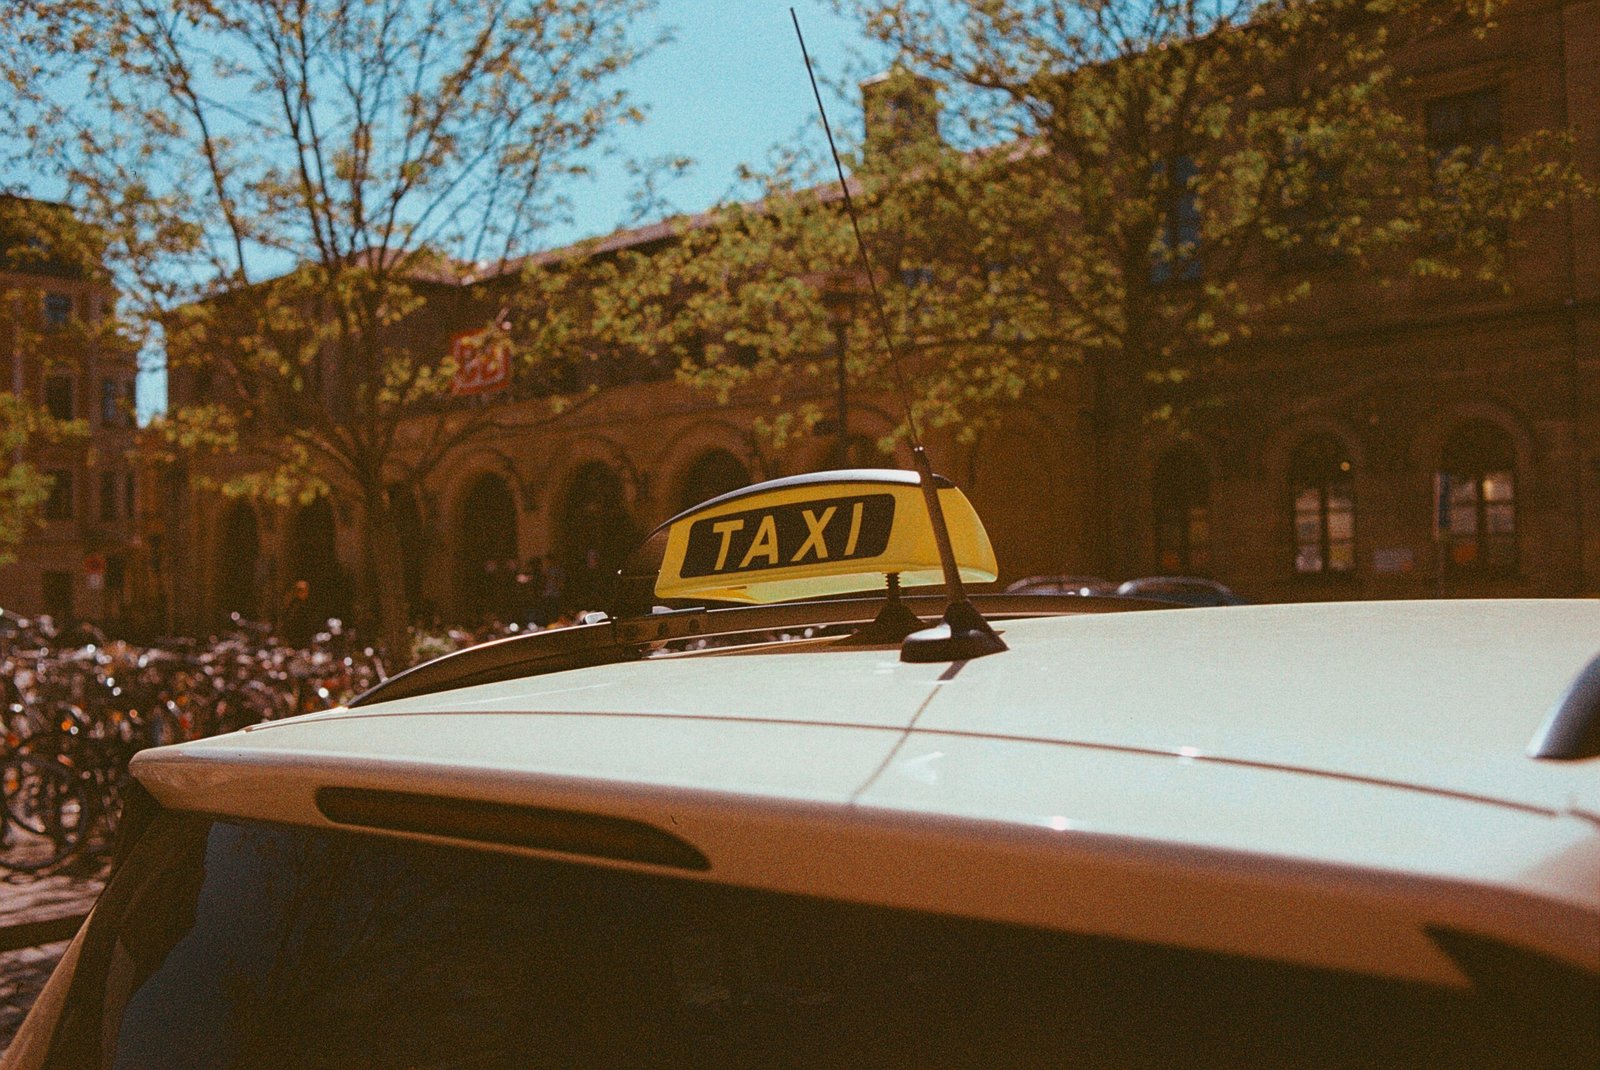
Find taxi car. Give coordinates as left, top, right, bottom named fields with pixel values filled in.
left=4, top=469, right=1598, bottom=1068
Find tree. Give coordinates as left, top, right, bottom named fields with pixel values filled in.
left=7, top=0, right=662, bottom=661
left=571, top=0, right=1590, bottom=575
left=0, top=196, right=103, bottom=565
left=0, top=396, right=59, bottom=565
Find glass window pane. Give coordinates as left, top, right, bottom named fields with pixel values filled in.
left=1481, top=472, right=1514, bottom=503
left=1485, top=503, right=1515, bottom=536
left=1294, top=488, right=1321, bottom=513
left=1296, top=545, right=1324, bottom=573
left=1326, top=506, right=1354, bottom=542
left=34, top=813, right=1586, bottom=1070
left=1328, top=543, right=1355, bottom=572
left=1448, top=479, right=1478, bottom=507
left=1296, top=513, right=1322, bottom=543
left=1449, top=505, right=1478, bottom=535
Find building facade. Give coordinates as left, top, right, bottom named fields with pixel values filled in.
left=164, top=0, right=1600, bottom=634
left=0, top=197, right=149, bottom=631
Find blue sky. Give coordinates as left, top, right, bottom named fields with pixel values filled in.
left=543, top=0, right=884, bottom=244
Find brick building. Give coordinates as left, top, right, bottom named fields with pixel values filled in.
left=0, top=196, right=147, bottom=630
left=164, top=0, right=1600, bottom=634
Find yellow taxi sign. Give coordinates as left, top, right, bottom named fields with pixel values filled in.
left=652, top=470, right=997, bottom=604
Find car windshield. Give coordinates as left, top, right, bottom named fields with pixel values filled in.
left=25, top=811, right=1593, bottom=1069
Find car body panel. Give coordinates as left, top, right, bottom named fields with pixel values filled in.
left=912, top=600, right=1600, bottom=812
left=125, top=598, right=1600, bottom=985
left=261, top=643, right=950, bottom=730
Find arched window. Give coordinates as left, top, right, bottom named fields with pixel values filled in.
left=457, top=474, right=518, bottom=621
left=677, top=450, right=750, bottom=513
left=1153, top=447, right=1210, bottom=574
left=1289, top=436, right=1354, bottom=574
left=558, top=463, right=638, bottom=615
left=1438, top=421, right=1516, bottom=572
left=387, top=484, right=426, bottom=615
left=217, top=502, right=260, bottom=619
left=287, top=496, right=349, bottom=622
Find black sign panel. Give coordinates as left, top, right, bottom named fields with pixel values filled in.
left=679, top=494, right=896, bottom=578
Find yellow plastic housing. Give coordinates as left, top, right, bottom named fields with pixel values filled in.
left=654, top=472, right=998, bottom=604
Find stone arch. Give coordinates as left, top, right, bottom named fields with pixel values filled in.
left=215, top=500, right=261, bottom=622
left=554, top=461, right=639, bottom=614
left=965, top=407, right=1074, bottom=582
left=454, top=472, right=520, bottom=622
left=386, top=483, right=427, bottom=618
left=1262, top=415, right=1365, bottom=490
left=1412, top=399, right=1535, bottom=481
left=441, top=448, right=527, bottom=521
left=1150, top=443, right=1214, bottom=575
left=1437, top=417, right=1521, bottom=575
left=543, top=435, right=640, bottom=513
left=654, top=420, right=763, bottom=518
left=790, top=403, right=907, bottom=474
left=1259, top=417, right=1364, bottom=578
left=285, top=495, right=349, bottom=623
left=1285, top=434, right=1358, bottom=576
left=674, top=449, right=752, bottom=514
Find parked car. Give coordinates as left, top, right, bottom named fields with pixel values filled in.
left=1004, top=573, right=1117, bottom=596
left=5, top=470, right=1595, bottom=1069
left=1115, top=574, right=1248, bottom=606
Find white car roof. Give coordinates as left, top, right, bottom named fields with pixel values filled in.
left=131, top=598, right=1600, bottom=984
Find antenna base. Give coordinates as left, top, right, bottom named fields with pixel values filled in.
left=841, top=574, right=924, bottom=645
left=900, top=599, right=1008, bottom=663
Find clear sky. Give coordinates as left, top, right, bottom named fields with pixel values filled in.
left=547, top=0, right=887, bottom=245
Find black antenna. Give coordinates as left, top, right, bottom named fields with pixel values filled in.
left=792, top=10, right=1005, bottom=662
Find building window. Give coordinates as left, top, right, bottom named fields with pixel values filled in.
left=1151, top=157, right=1203, bottom=285
left=124, top=472, right=137, bottom=518
left=43, top=291, right=73, bottom=330
left=1425, top=87, right=1502, bottom=159
left=1425, top=88, right=1503, bottom=247
left=1276, top=138, right=1344, bottom=269
left=42, top=571, right=73, bottom=622
left=100, top=378, right=135, bottom=427
left=44, top=469, right=74, bottom=520
left=1289, top=436, right=1355, bottom=574
left=100, top=470, right=120, bottom=521
left=44, top=374, right=74, bottom=421
left=1437, top=421, right=1516, bottom=572
left=106, top=554, right=126, bottom=601
left=1153, top=446, right=1210, bottom=573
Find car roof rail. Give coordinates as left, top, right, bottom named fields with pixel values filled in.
left=1528, top=652, right=1600, bottom=761
left=347, top=593, right=1168, bottom=709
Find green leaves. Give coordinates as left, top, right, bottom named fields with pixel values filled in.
left=602, top=0, right=1590, bottom=441
left=0, top=392, right=87, bottom=565
left=2, top=0, right=662, bottom=653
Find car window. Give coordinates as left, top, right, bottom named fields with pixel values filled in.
left=24, top=811, right=1593, bottom=1069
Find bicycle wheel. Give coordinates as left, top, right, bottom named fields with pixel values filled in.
left=0, top=755, right=92, bottom=872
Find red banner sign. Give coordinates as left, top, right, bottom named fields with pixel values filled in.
left=450, top=327, right=512, bottom=396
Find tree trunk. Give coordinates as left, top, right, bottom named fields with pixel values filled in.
left=1090, top=357, right=1144, bottom=580
left=362, top=490, right=413, bottom=674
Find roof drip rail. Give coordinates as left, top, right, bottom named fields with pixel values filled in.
left=348, top=594, right=1165, bottom=708
left=1527, top=652, right=1600, bottom=761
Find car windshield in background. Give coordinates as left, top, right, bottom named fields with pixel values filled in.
left=27, top=812, right=1594, bottom=1069
left=1115, top=576, right=1247, bottom=606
